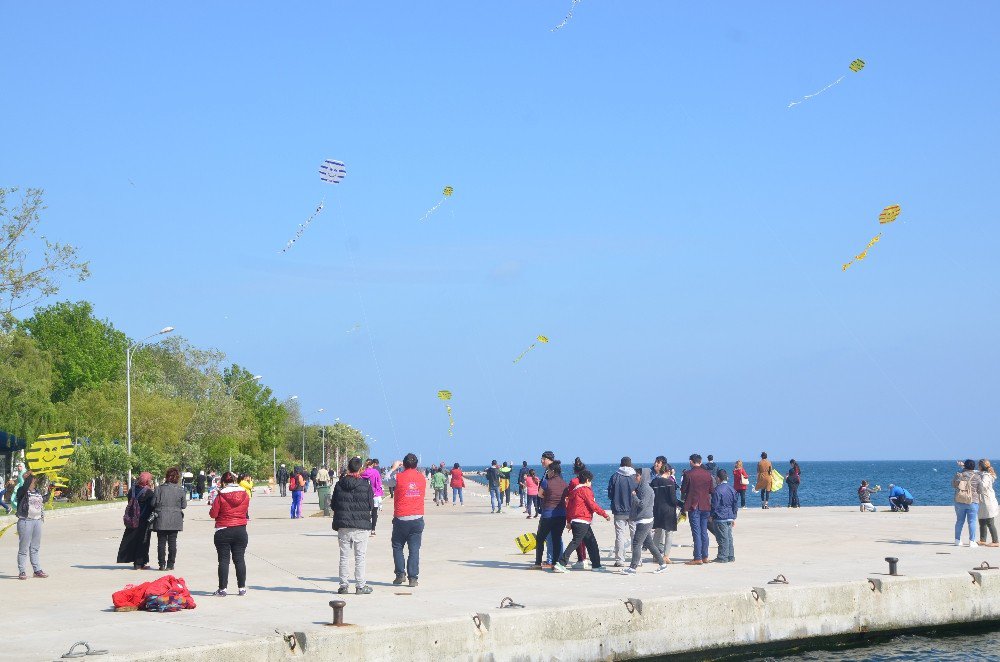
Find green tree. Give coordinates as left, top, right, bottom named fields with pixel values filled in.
left=0, top=330, right=56, bottom=439
left=87, top=440, right=130, bottom=500
left=63, top=445, right=95, bottom=502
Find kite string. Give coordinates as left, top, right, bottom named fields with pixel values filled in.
left=245, top=551, right=328, bottom=593
left=788, top=76, right=845, bottom=108
left=552, top=0, right=582, bottom=31
left=418, top=198, right=446, bottom=222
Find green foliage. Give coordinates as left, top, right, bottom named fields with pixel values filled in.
left=131, top=441, right=170, bottom=477
left=0, top=330, right=56, bottom=438
left=63, top=445, right=95, bottom=501
left=87, top=440, right=130, bottom=500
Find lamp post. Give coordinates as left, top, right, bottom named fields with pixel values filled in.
left=227, top=374, right=262, bottom=472
left=316, top=408, right=326, bottom=469
left=127, top=326, right=174, bottom=488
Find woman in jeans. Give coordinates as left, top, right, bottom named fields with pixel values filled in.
left=450, top=463, right=465, bottom=505
left=209, top=471, right=250, bottom=596
left=15, top=471, right=48, bottom=580
left=524, top=469, right=540, bottom=518
left=953, top=459, right=983, bottom=547
left=786, top=459, right=802, bottom=508
left=152, top=467, right=187, bottom=570
left=732, top=460, right=749, bottom=508
left=650, top=463, right=678, bottom=561
left=978, top=459, right=999, bottom=547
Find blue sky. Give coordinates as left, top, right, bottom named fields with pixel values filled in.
left=3, top=2, right=998, bottom=464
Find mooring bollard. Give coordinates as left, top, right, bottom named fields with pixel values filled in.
left=885, top=557, right=899, bottom=576
left=329, top=600, right=347, bottom=626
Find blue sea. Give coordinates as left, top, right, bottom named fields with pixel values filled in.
left=468, top=460, right=966, bottom=509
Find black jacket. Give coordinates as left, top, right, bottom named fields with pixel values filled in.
left=276, top=466, right=289, bottom=483
left=331, top=475, right=374, bottom=531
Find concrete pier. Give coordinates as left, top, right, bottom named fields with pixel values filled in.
left=3, top=481, right=998, bottom=661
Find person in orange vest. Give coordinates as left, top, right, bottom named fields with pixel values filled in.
left=390, top=454, right=426, bottom=587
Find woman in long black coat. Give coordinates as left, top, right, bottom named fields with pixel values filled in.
left=650, top=463, right=679, bottom=562
left=117, top=472, right=155, bottom=569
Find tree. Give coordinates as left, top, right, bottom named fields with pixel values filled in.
left=0, top=330, right=56, bottom=440
left=87, top=440, right=130, bottom=500
left=0, top=188, right=89, bottom=330
left=224, top=364, right=287, bottom=457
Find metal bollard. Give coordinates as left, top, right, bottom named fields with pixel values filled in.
left=329, top=600, right=347, bottom=626
left=885, top=557, right=899, bottom=576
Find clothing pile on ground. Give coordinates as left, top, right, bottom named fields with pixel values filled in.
left=112, top=575, right=196, bottom=612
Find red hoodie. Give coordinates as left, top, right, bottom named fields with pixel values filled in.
left=209, top=486, right=249, bottom=528
left=564, top=483, right=608, bottom=523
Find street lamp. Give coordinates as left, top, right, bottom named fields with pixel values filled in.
left=227, top=374, right=262, bottom=472
left=317, top=408, right=326, bottom=469
left=127, top=326, right=174, bottom=488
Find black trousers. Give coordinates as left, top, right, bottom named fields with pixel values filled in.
left=788, top=484, right=800, bottom=507
left=535, top=515, right=565, bottom=566
left=214, top=526, right=248, bottom=590
left=279, top=482, right=287, bottom=497
left=156, top=530, right=178, bottom=567
left=371, top=506, right=379, bottom=532
left=560, top=521, right=601, bottom=568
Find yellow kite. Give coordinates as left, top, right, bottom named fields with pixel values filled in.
left=513, top=335, right=550, bottom=364
left=437, top=390, right=455, bottom=436
left=879, top=204, right=901, bottom=224
left=849, top=59, right=866, bottom=73
left=25, top=432, right=74, bottom=488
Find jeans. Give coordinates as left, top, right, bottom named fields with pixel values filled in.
left=760, top=489, right=770, bottom=506
left=956, top=502, right=979, bottom=542
left=519, top=485, right=524, bottom=507
left=788, top=484, right=799, bottom=507
left=652, top=528, right=674, bottom=559
left=689, top=509, right=710, bottom=560
left=613, top=513, right=636, bottom=564
left=526, top=495, right=537, bottom=517
left=890, top=496, right=913, bottom=512
left=290, top=491, right=302, bottom=518
left=504, top=486, right=511, bottom=506
left=560, top=522, right=602, bottom=568
left=452, top=487, right=463, bottom=504
left=489, top=486, right=503, bottom=511
left=630, top=522, right=664, bottom=568
left=17, top=518, right=43, bottom=574
left=534, top=515, right=565, bottom=565
left=214, top=526, right=248, bottom=590
left=391, top=517, right=424, bottom=579
left=338, top=527, right=369, bottom=588
left=714, top=520, right=735, bottom=561
left=156, top=530, right=178, bottom=568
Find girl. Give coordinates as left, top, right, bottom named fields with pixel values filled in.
left=209, top=472, right=250, bottom=596
left=15, top=471, right=48, bottom=580
left=450, top=463, right=465, bottom=505
left=524, top=469, right=541, bottom=518
left=553, top=469, right=610, bottom=573
left=786, top=459, right=802, bottom=508
left=732, top=460, right=749, bottom=508
left=651, top=463, right=679, bottom=561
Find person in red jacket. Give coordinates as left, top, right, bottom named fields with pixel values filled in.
left=392, top=453, right=427, bottom=587
left=208, top=471, right=250, bottom=597
left=449, top=462, right=465, bottom=505
left=680, top=454, right=714, bottom=565
left=553, top=469, right=610, bottom=573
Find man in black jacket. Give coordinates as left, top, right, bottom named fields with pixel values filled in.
left=331, top=457, right=374, bottom=594
left=276, top=464, right=289, bottom=497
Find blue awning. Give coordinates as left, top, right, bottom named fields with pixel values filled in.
left=0, top=430, right=27, bottom=453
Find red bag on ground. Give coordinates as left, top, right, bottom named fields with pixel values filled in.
left=112, top=575, right=196, bottom=611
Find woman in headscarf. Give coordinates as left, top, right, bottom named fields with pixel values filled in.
left=117, top=472, right=156, bottom=569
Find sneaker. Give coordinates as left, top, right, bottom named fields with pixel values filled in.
left=540, top=563, right=554, bottom=570
left=392, top=574, right=406, bottom=585
left=654, top=564, right=669, bottom=574
left=955, top=539, right=962, bottom=546
left=613, top=561, right=624, bottom=568
left=573, top=561, right=586, bottom=570
left=238, top=588, right=247, bottom=596
left=621, top=567, right=637, bottom=575
left=591, top=565, right=607, bottom=572
left=18, top=572, right=27, bottom=580
left=552, top=563, right=568, bottom=573
left=408, top=578, right=418, bottom=587
left=166, top=565, right=174, bottom=571
left=338, top=585, right=350, bottom=594
left=356, top=585, right=373, bottom=594
left=157, top=565, right=166, bottom=571
left=33, top=571, right=48, bottom=579
left=213, top=589, right=227, bottom=597
left=970, top=541, right=979, bottom=548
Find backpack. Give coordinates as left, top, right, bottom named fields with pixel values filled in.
left=956, top=473, right=974, bottom=504
left=123, top=492, right=142, bottom=528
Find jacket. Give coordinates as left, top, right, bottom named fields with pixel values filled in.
left=650, top=475, right=678, bottom=531
left=431, top=471, right=447, bottom=490
left=209, top=486, right=249, bottom=528
left=525, top=475, right=540, bottom=496
left=710, top=482, right=739, bottom=521
left=607, top=466, right=636, bottom=514
left=517, top=466, right=529, bottom=486
left=980, top=473, right=1000, bottom=520
left=888, top=485, right=913, bottom=501
left=393, top=469, right=427, bottom=518
left=565, top=484, right=608, bottom=523
left=276, top=466, right=289, bottom=483
left=15, top=485, right=44, bottom=521
left=630, top=478, right=654, bottom=522
left=733, top=467, right=750, bottom=492
left=316, top=468, right=330, bottom=483
left=362, top=467, right=384, bottom=497
left=755, top=459, right=773, bottom=491
left=486, top=466, right=500, bottom=488
left=331, top=474, right=374, bottom=530
left=681, top=465, right=713, bottom=512
left=152, top=483, right=187, bottom=532
left=540, top=475, right=568, bottom=516
left=450, top=468, right=465, bottom=488
left=953, top=470, right=983, bottom=504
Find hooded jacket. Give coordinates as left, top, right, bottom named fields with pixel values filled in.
left=630, top=478, right=655, bottom=522
left=209, top=486, right=249, bottom=528
left=607, top=466, right=636, bottom=515
left=711, top=481, right=739, bottom=521
left=565, top=483, right=608, bottom=523
left=332, top=474, right=374, bottom=530
left=362, top=467, right=384, bottom=497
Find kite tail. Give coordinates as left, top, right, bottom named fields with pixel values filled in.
left=512, top=343, right=537, bottom=364
left=787, top=75, right=845, bottom=108
left=551, top=0, right=582, bottom=31
left=418, top=198, right=446, bottom=222
left=280, top=199, right=325, bottom=253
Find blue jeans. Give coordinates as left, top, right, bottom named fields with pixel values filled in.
left=290, top=491, right=302, bottom=518
left=955, top=502, right=980, bottom=542
left=392, top=517, right=425, bottom=579
left=714, top=520, right=734, bottom=561
left=452, top=487, right=463, bottom=504
left=489, top=486, right=502, bottom=511
left=689, top=509, right=710, bottom=560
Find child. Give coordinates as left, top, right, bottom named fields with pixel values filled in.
left=524, top=469, right=541, bottom=518
left=858, top=480, right=880, bottom=512
left=553, top=470, right=610, bottom=572
left=239, top=474, right=254, bottom=518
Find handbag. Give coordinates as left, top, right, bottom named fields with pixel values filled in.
left=740, top=474, right=749, bottom=486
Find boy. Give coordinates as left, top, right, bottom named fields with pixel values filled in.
left=553, top=470, right=611, bottom=573
left=431, top=466, right=447, bottom=505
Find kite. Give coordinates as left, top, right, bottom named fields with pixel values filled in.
left=513, top=335, right=550, bottom=364
left=842, top=205, right=901, bottom=271
left=319, top=159, right=347, bottom=184
left=788, top=58, right=866, bottom=109
left=879, top=204, right=901, bottom=224
left=437, top=390, right=455, bottom=437
left=280, top=201, right=324, bottom=254
left=346, top=323, right=361, bottom=334
left=551, top=0, right=582, bottom=31
left=25, top=432, right=75, bottom=508
left=418, top=186, right=455, bottom=222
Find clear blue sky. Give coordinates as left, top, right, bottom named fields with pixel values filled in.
left=3, top=2, right=998, bottom=465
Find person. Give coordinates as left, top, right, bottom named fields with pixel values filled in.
left=858, top=480, right=880, bottom=512
left=954, top=459, right=983, bottom=547
left=331, top=457, right=374, bottom=594
left=309, top=467, right=319, bottom=491
left=553, top=469, right=610, bottom=573
left=486, top=460, right=502, bottom=513
left=755, top=452, right=773, bottom=509
left=15, top=471, right=48, bottom=580
left=524, top=469, right=541, bottom=518
left=534, top=461, right=567, bottom=569
left=710, top=469, right=739, bottom=563
left=978, top=459, right=999, bottom=547
left=705, top=455, right=719, bottom=488
left=450, top=463, right=465, bottom=505
left=239, top=473, right=254, bottom=498
left=887, top=484, right=914, bottom=512
left=500, top=461, right=512, bottom=507
left=316, top=466, right=330, bottom=488
left=181, top=471, right=194, bottom=499
left=608, top=457, right=637, bottom=567
left=732, top=460, right=749, bottom=508
left=151, top=467, right=187, bottom=571
left=0, top=478, right=12, bottom=514
left=361, top=459, right=384, bottom=535
left=276, top=464, right=289, bottom=498
left=431, top=465, right=447, bottom=506
left=209, top=471, right=250, bottom=596
left=117, top=472, right=155, bottom=570
left=565, top=458, right=591, bottom=568
left=289, top=468, right=305, bottom=519
left=787, top=459, right=801, bottom=508
left=384, top=466, right=398, bottom=498
left=625, top=469, right=669, bottom=574
left=391, top=453, right=426, bottom=587
left=681, top=454, right=713, bottom=565
left=650, top=461, right=678, bottom=561
left=196, top=470, right=207, bottom=500
left=517, top=461, right=529, bottom=510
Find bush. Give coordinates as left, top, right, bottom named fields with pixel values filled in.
left=63, top=445, right=95, bottom=501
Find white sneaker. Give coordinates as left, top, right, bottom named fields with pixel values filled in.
left=654, top=564, right=669, bottom=574
left=970, top=540, right=979, bottom=548
left=955, top=539, right=962, bottom=546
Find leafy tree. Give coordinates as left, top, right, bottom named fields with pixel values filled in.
left=0, top=188, right=90, bottom=330
left=0, top=330, right=56, bottom=439
left=131, top=441, right=170, bottom=477
left=87, top=440, right=129, bottom=500
left=63, top=445, right=95, bottom=501
left=224, top=364, right=287, bottom=457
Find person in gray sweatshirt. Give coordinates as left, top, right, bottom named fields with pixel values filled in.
left=624, top=470, right=669, bottom=575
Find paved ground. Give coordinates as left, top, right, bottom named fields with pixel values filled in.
left=2, top=481, right=992, bottom=661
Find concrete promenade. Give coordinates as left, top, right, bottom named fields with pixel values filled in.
left=3, top=481, right=999, bottom=661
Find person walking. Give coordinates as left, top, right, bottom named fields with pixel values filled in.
left=681, top=454, right=713, bottom=565
left=624, top=469, right=669, bottom=574
left=607, top=457, right=637, bottom=567
left=732, top=460, right=749, bottom=508
left=316, top=466, right=330, bottom=488
left=650, top=461, right=678, bottom=562
left=517, top=461, right=529, bottom=510
left=534, top=462, right=567, bottom=569
left=553, top=469, right=610, bottom=573
left=361, top=460, right=384, bottom=535
left=331, top=457, right=374, bottom=594
left=309, top=467, right=319, bottom=492
left=15, top=471, right=48, bottom=580
left=151, top=467, right=187, bottom=571
left=755, top=452, right=773, bottom=509
left=209, top=472, right=250, bottom=596
left=953, top=459, right=982, bottom=547
left=391, top=454, right=426, bottom=587
left=565, top=458, right=592, bottom=568
left=289, top=469, right=305, bottom=519
left=710, top=469, right=739, bottom=563
left=276, top=464, right=289, bottom=498
left=500, top=462, right=513, bottom=507
left=431, top=465, right=447, bottom=505
left=524, top=469, right=541, bottom=518
left=786, top=459, right=801, bottom=508
left=486, top=461, right=503, bottom=513
left=195, top=470, right=207, bottom=500
left=450, top=463, right=465, bottom=505
left=117, top=472, right=155, bottom=570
